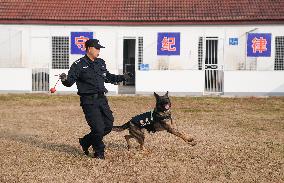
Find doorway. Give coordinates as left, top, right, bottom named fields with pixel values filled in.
left=118, top=38, right=136, bottom=94
left=204, top=37, right=224, bottom=94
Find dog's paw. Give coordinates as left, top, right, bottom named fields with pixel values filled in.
left=188, top=140, right=197, bottom=146
left=141, top=148, right=152, bottom=155
left=187, top=137, right=194, bottom=142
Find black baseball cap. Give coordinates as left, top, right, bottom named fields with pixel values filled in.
left=85, top=39, right=105, bottom=49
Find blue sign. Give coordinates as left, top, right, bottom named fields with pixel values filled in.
left=157, top=32, right=180, bottom=55
left=139, top=64, right=149, bottom=71
left=229, top=38, right=238, bottom=45
left=247, top=33, right=271, bottom=57
left=71, top=32, right=93, bottom=54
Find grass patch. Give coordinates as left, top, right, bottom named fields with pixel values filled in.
left=0, top=94, right=283, bottom=182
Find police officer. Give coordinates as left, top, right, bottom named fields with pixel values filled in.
left=60, top=39, right=132, bottom=159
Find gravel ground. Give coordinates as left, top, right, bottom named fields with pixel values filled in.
left=0, top=94, right=283, bottom=183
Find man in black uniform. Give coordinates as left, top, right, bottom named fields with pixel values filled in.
left=60, top=39, right=132, bottom=159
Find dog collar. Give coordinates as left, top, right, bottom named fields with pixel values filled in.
left=150, top=110, right=154, bottom=121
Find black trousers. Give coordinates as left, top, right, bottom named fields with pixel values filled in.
left=80, top=95, right=114, bottom=155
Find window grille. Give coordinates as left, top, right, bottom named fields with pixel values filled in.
left=138, top=37, right=143, bottom=70
left=198, top=37, right=203, bottom=70
left=275, top=36, right=284, bottom=70
left=32, top=68, right=49, bottom=91
left=52, top=36, right=69, bottom=69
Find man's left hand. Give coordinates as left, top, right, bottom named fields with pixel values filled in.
left=123, top=72, right=134, bottom=80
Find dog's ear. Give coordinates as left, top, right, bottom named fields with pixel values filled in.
left=165, top=91, right=169, bottom=97
left=154, top=92, right=159, bottom=99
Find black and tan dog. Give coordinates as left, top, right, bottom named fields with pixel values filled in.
left=113, top=92, right=196, bottom=150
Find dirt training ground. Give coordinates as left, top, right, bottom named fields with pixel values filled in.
left=0, top=94, right=283, bottom=182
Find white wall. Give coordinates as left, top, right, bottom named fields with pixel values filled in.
left=0, top=68, right=32, bottom=91
left=224, top=71, right=284, bottom=94
left=1, top=24, right=284, bottom=70
left=0, top=24, right=283, bottom=95
left=136, top=70, right=204, bottom=94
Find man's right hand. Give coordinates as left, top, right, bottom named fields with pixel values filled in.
left=59, top=73, right=67, bottom=81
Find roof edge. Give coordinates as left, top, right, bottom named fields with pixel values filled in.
left=0, top=19, right=284, bottom=26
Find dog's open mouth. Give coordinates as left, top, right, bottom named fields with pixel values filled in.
left=164, top=104, right=170, bottom=110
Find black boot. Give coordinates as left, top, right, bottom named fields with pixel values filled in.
left=79, top=138, right=89, bottom=156
left=94, top=152, right=105, bottom=159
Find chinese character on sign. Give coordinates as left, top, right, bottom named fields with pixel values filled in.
left=161, top=37, right=176, bottom=51
left=247, top=33, right=271, bottom=57
left=75, top=36, right=89, bottom=51
left=157, top=32, right=180, bottom=55
left=251, top=37, right=267, bottom=53
left=71, top=32, right=93, bottom=54
left=229, top=38, right=238, bottom=46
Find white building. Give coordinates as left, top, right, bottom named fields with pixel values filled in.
left=0, top=0, right=283, bottom=96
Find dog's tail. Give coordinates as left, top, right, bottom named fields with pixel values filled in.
left=112, top=121, right=130, bottom=132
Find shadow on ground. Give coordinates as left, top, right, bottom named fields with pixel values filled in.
left=0, top=130, right=82, bottom=156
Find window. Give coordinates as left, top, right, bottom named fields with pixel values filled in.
left=138, top=37, right=143, bottom=70
left=275, top=36, right=284, bottom=70
left=52, top=36, right=69, bottom=69
left=198, top=37, right=203, bottom=70
left=0, top=29, right=22, bottom=68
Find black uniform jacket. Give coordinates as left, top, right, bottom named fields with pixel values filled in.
left=62, top=55, right=125, bottom=96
